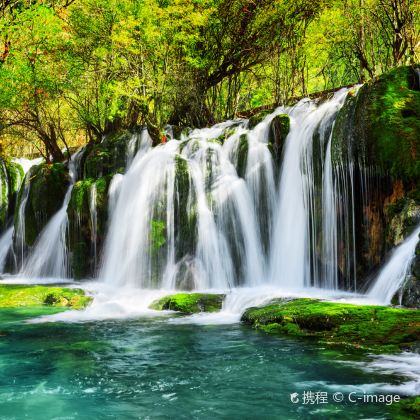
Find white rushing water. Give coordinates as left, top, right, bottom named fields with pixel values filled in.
left=0, top=227, right=13, bottom=272
left=368, top=224, right=420, bottom=304
left=99, top=90, right=357, bottom=292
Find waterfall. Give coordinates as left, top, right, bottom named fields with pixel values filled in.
left=368, top=225, right=420, bottom=304
left=0, top=227, right=13, bottom=272
left=14, top=175, right=31, bottom=268
left=100, top=91, right=352, bottom=291
left=5, top=88, right=415, bottom=300
left=269, top=89, right=349, bottom=289
left=20, top=150, right=84, bottom=279
left=13, top=158, right=43, bottom=269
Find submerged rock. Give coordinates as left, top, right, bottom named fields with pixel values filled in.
left=150, top=293, right=225, bottom=314
left=242, top=298, right=420, bottom=353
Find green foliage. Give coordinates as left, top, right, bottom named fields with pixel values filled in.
left=390, top=396, right=420, bottom=419
left=242, top=298, right=420, bottom=353
left=0, top=0, right=419, bottom=155
left=150, top=293, right=225, bottom=313
left=0, top=284, right=92, bottom=310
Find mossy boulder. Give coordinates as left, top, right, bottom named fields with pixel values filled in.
left=67, top=176, right=111, bottom=279
left=236, top=133, right=248, bottom=178
left=0, top=284, right=92, bottom=310
left=248, top=109, right=273, bottom=129
left=267, top=113, right=290, bottom=166
left=242, top=298, right=420, bottom=353
left=0, top=159, right=24, bottom=231
left=150, top=293, right=225, bottom=314
left=14, top=162, right=70, bottom=247
left=83, top=130, right=141, bottom=179
left=332, top=66, right=420, bottom=180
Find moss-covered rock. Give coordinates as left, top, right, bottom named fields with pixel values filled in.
left=390, top=396, right=420, bottom=419
left=174, top=154, right=197, bottom=263
left=67, top=176, right=111, bottom=279
left=333, top=66, right=420, bottom=180
left=248, top=109, right=274, bottom=129
left=0, top=284, right=92, bottom=310
left=0, top=159, right=24, bottom=231
left=241, top=298, right=420, bottom=353
left=386, top=196, right=420, bottom=246
left=330, top=67, right=420, bottom=287
left=83, top=130, right=140, bottom=179
left=150, top=293, right=225, bottom=314
left=14, top=162, right=70, bottom=247
left=267, top=113, right=290, bottom=166
left=236, top=134, right=249, bottom=178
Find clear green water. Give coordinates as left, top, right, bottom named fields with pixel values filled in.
left=0, top=308, right=411, bottom=419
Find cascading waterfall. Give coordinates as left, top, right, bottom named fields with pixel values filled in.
left=20, top=150, right=84, bottom=279
left=269, top=89, right=350, bottom=289
left=1, top=90, right=415, bottom=303
left=100, top=89, right=362, bottom=292
left=368, top=225, right=420, bottom=304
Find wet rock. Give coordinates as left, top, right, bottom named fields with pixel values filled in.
left=150, top=293, right=225, bottom=314
left=14, top=162, right=70, bottom=247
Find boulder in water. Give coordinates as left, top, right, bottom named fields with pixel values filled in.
left=242, top=298, right=420, bottom=353
left=150, top=293, right=225, bottom=314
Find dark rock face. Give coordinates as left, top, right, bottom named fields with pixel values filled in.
left=0, top=159, right=23, bottom=232
left=393, top=238, right=420, bottom=309
left=331, top=66, right=420, bottom=290
left=83, top=129, right=143, bottom=179
left=267, top=114, right=290, bottom=167
left=67, top=177, right=111, bottom=279
left=14, top=162, right=70, bottom=248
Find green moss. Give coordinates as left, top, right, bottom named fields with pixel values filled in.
left=174, top=154, right=197, bottom=261
left=0, top=284, right=92, bottom=310
left=236, top=134, right=248, bottom=178
left=67, top=176, right=111, bottom=279
left=268, top=113, right=290, bottom=166
left=390, top=396, right=420, bottom=419
left=21, top=162, right=70, bottom=246
left=150, top=219, right=166, bottom=252
left=150, top=293, right=225, bottom=314
left=248, top=109, right=274, bottom=129
left=333, top=66, right=420, bottom=180
left=83, top=130, right=133, bottom=178
left=242, top=298, right=420, bottom=353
